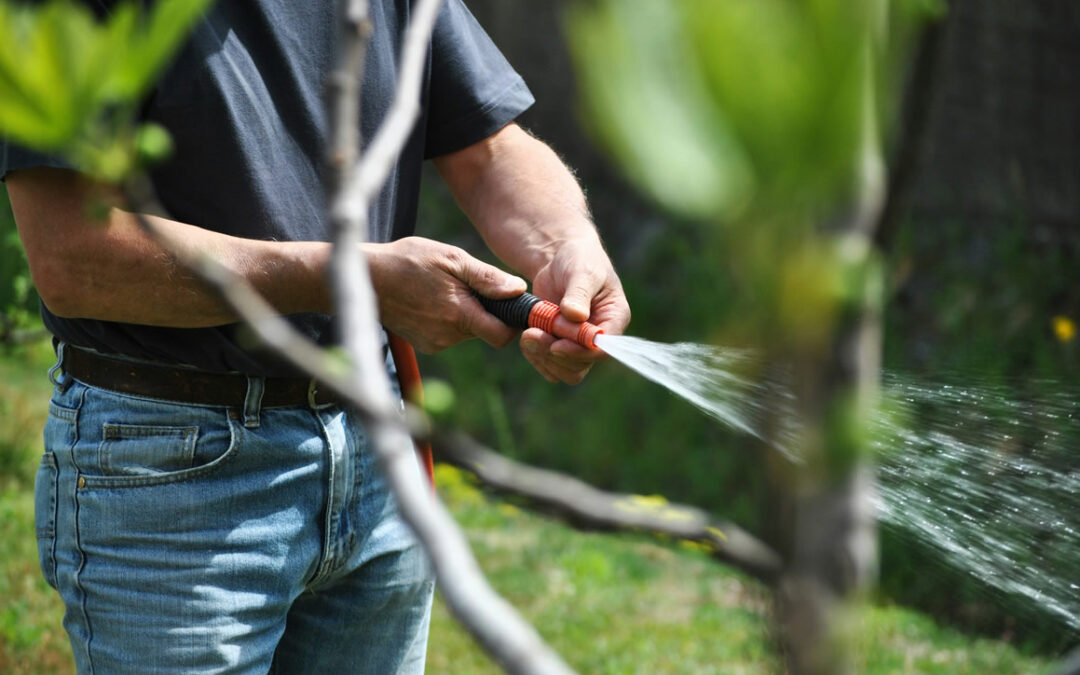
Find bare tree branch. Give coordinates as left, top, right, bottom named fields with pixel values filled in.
left=435, top=431, right=783, bottom=585
left=127, top=176, right=576, bottom=675
left=775, top=24, right=886, bottom=675
left=121, top=2, right=783, bottom=671
left=339, top=0, right=444, bottom=220
left=328, top=0, right=379, bottom=375
left=323, top=1, right=574, bottom=672
left=127, top=183, right=783, bottom=670
left=125, top=2, right=573, bottom=672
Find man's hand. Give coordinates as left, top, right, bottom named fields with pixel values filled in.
left=522, top=237, right=630, bottom=384
left=435, top=122, right=631, bottom=385
left=367, top=236, right=527, bottom=353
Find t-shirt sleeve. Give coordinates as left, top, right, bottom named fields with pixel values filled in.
left=0, top=142, right=73, bottom=181
left=423, top=0, right=535, bottom=159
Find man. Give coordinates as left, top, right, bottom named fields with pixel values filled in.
left=3, top=1, right=629, bottom=673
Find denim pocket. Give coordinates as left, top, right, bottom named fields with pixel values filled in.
left=34, top=451, right=59, bottom=589
left=98, top=424, right=199, bottom=477
left=80, top=409, right=239, bottom=489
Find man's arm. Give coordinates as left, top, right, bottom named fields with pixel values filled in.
left=7, top=124, right=629, bottom=384
left=7, top=166, right=524, bottom=347
left=8, top=167, right=334, bottom=326
left=434, top=123, right=631, bottom=384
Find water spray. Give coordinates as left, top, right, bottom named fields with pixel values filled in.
left=475, top=290, right=772, bottom=446
left=475, top=290, right=1080, bottom=640
left=476, top=291, right=604, bottom=350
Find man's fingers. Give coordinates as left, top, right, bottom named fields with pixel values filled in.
left=461, top=298, right=520, bottom=348
left=544, top=358, right=592, bottom=385
left=549, top=339, right=605, bottom=363
left=454, top=255, right=525, bottom=346
left=520, top=328, right=557, bottom=379
left=521, top=328, right=595, bottom=385
left=458, top=254, right=527, bottom=300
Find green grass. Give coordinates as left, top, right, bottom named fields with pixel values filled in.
left=430, top=465, right=776, bottom=674
left=0, top=343, right=1060, bottom=673
left=0, top=340, right=71, bottom=675
left=431, top=466, right=1057, bottom=674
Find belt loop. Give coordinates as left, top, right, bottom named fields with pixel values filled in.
left=243, top=376, right=265, bottom=428
left=307, top=378, right=335, bottom=410
left=48, top=342, right=73, bottom=393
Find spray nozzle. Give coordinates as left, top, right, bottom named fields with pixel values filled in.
left=475, top=291, right=604, bottom=350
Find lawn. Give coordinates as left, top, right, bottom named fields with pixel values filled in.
left=0, top=341, right=1057, bottom=673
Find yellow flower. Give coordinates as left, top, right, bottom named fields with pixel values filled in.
left=1052, top=315, right=1076, bottom=343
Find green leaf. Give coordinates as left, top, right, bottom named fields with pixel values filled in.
left=134, top=122, right=174, bottom=165
left=567, top=0, right=907, bottom=224
left=567, top=2, right=752, bottom=220
left=121, top=0, right=213, bottom=99
left=0, top=3, right=77, bottom=148
left=423, top=379, right=456, bottom=417
left=0, top=0, right=213, bottom=178
left=94, top=2, right=141, bottom=101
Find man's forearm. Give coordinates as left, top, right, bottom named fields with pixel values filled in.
left=434, top=123, right=604, bottom=282
left=73, top=209, right=335, bottom=327
left=8, top=167, right=334, bottom=327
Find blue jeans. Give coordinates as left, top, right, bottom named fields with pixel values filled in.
left=34, top=351, right=434, bottom=674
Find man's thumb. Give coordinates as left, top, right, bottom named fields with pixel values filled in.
left=559, top=276, right=594, bottom=323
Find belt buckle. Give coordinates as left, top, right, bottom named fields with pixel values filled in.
left=307, top=378, right=335, bottom=410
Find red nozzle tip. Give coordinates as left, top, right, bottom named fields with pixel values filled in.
left=578, top=323, right=603, bottom=350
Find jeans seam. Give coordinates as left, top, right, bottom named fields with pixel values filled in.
left=36, top=452, right=59, bottom=588
left=65, top=383, right=95, bottom=674
left=310, top=409, right=346, bottom=584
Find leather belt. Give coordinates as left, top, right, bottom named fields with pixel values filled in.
left=61, top=347, right=338, bottom=409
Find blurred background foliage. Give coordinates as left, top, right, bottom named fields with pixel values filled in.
left=0, top=0, right=210, bottom=180
left=0, top=189, right=38, bottom=340
left=414, top=0, right=1079, bottom=655
left=1, top=0, right=1078, bottom=664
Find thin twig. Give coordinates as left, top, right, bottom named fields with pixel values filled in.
left=328, top=0, right=376, bottom=367
left=326, top=1, right=575, bottom=673
left=321, top=0, right=574, bottom=669
left=435, top=432, right=783, bottom=585
left=119, top=203, right=383, bottom=415
left=339, top=0, right=444, bottom=220
left=128, top=180, right=781, bottom=669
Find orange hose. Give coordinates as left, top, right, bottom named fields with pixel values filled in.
left=387, top=332, right=436, bottom=488
left=527, top=299, right=603, bottom=349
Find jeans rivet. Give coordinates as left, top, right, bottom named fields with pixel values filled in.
left=77, top=476, right=86, bottom=489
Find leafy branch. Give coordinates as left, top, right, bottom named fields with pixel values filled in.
left=0, top=0, right=210, bottom=180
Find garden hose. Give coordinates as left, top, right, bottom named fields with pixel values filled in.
left=387, top=291, right=602, bottom=487
left=387, top=332, right=435, bottom=487
left=475, top=291, right=604, bottom=349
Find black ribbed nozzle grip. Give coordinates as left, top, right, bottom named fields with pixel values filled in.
left=474, top=291, right=541, bottom=329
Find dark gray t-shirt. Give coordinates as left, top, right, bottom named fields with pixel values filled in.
left=1, top=0, right=533, bottom=375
